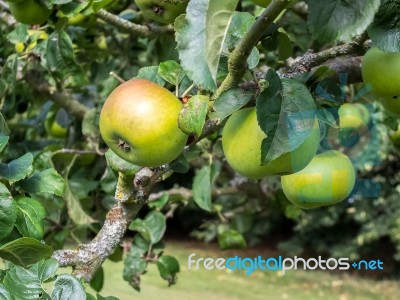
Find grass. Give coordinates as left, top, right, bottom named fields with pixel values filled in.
left=88, top=240, right=400, bottom=300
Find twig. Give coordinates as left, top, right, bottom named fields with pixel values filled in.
left=148, top=186, right=239, bottom=202
left=52, top=149, right=101, bottom=155
left=95, top=9, right=173, bottom=37
left=216, top=0, right=293, bottom=96
left=285, top=32, right=369, bottom=77
left=24, top=71, right=89, bottom=120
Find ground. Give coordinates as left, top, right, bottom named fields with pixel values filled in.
left=91, top=239, right=400, bottom=300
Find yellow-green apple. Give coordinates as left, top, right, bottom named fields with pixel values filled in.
left=281, top=150, right=356, bottom=209
left=99, top=79, right=188, bottom=167
left=222, top=107, right=320, bottom=180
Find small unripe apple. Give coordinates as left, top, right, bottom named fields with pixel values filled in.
left=281, top=150, right=356, bottom=209
left=135, top=0, right=188, bottom=24
left=8, top=0, right=52, bottom=25
left=338, top=103, right=368, bottom=130
left=354, top=103, right=370, bottom=124
left=361, top=48, right=400, bottom=98
left=222, top=107, right=320, bottom=180
left=45, top=109, right=68, bottom=139
left=99, top=79, right=188, bottom=167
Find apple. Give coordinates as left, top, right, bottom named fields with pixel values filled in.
left=45, top=109, right=68, bottom=139
left=281, top=150, right=356, bottom=209
left=249, top=0, right=272, bottom=7
left=135, top=0, right=188, bottom=24
left=222, top=107, right=320, bottom=180
left=361, top=47, right=400, bottom=98
left=8, top=0, right=52, bottom=25
left=379, top=96, right=400, bottom=115
left=354, top=103, right=370, bottom=124
left=338, top=103, right=369, bottom=130
left=99, top=79, right=188, bottom=167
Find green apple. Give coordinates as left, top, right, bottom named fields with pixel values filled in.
left=389, top=125, right=400, bottom=149
left=45, top=109, right=68, bottom=139
left=354, top=103, right=370, bottom=124
left=338, top=103, right=369, bottom=130
left=281, top=150, right=356, bottom=209
left=379, top=96, right=400, bottom=115
left=249, top=0, right=272, bottom=7
left=222, top=107, right=320, bottom=180
left=99, top=79, right=188, bottom=167
left=8, top=0, right=52, bottom=25
left=135, top=0, right=188, bottom=24
left=361, top=47, right=400, bottom=98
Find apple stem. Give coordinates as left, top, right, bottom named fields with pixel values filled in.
left=181, top=83, right=195, bottom=98
left=109, top=71, right=126, bottom=83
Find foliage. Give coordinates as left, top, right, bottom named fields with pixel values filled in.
left=0, top=0, right=400, bottom=297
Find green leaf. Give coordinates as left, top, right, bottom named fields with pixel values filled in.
left=107, top=246, right=123, bottom=262
left=218, top=229, right=247, bottom=250
left=0, top=113, right=10, bottom=136
left=3, top=258, right=58, bottom=299
left=91, top=0, right=114, bottom=12
left=15, top=197, right=46, bottom=240
left=143, top=211, right=166, bottom=244
left=278, top=31, right=293, bottom=61
left=178, top=95, right=209, bottom=137
left=0, top=183, right=17, bottom=240
left=169, top=153, right=190, bottom=174
left=123, top=254, right=147, bottom=292
left=35, top=259, right=59, bottom=283
left=82, top=108, right=100, bottom=139
left=90, top=267, right=104, bottom=292
left=285, top=205, right=303, bottom=220
left=131, top=235, right=151, bottom=255
left=64, top=181, right=96, bottom=226
left=148, top=193, right=170, bottom=210
left=316, top=108, right=338, bottom=128
left=306, top=0, right=380, bottom=42
left=0, top=284, right=11, bottom=300
left=46, top=30, right=83, bottom=79
left=87, top=293, right=97, bottom=300
left=256, top=71, right=317, bottom=165
left=224, top=12, right=259, bottom=68
left=136, top=66, right=166, bottom=86
left=129, top=211, right=166, bottom=244
left=176, top=0, right=238, bottom=90
left=205, top=0, right=239, bottom=82
left=97, top=295, right=120, bottom=300
left=105, top=149, right=141, bottom=176
left=368, top=0, right=400, bottom=52
left=231, top=213, right=254, bottom=234
left=0, top=237, right=53, bottom=267
left=7, top=24, right=29, bottom=44
left=0, top=136, right=9, bottom=154
left=210, top=88, right=253, bottom=123
left=129, top=219, right=151, bottom=242
left=19, top=168, right=65, bottom=196
left=3, top=265, right=46, bottom=299
left=192, top=163, right=220, bottom=212
left=156, top=255, right=180, bottom=286
left=51, top=274, right=86, bottom=300
left=0, top=153, right=33, bottom=184
left=158, top=60, right=186, bottom=86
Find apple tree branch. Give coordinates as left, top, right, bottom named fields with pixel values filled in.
left=52, top=167, right=167, bottom=282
